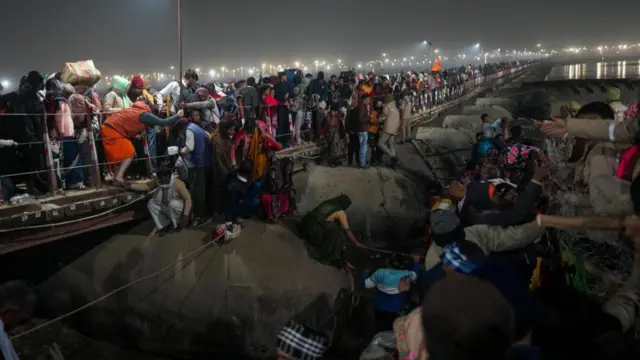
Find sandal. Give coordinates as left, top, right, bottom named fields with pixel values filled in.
left=67, top=183, right=86, bottom=190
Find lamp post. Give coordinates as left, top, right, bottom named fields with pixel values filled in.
left=178, top=0, right=183, bottom=79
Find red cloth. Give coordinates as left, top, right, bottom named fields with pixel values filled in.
left=260, top=193, right=290, bottom=220
left=617, top=145, right=640, bottom=180
left=131, top=75, right=144, bottom=89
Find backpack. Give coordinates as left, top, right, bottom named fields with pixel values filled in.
left=68, top=93, right=89, bottom=128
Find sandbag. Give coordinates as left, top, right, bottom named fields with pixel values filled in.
left=442, top=115, right=483, bottom=133
left=475, top=97, right=517, bottom=113
left=414, top=128, right=473, bottom=183
left=415, top=127, right=474, bottom=149
left=60, top=60, right=102, bottom=86
left=462, top=105, right=513, bottom=121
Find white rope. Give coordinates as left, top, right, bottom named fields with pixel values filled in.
left=10, top=229, right=223, bottom=340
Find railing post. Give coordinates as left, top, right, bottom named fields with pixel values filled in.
left=87, top=109, right=101, bottom=189
left=141, top=131, right=153, bottom=177
left=42, top=109, right=58, bottom=194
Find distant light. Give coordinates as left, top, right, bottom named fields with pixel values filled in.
left=295, top=61, right=300, bottom=67
left=1, top=80, right=10, bottom=88
left=536, top=43, right=541, bottom=47
left=248, top=69, right=254, bottom=75
left=170, top=65, right=174, bottom=70
left=337, top=59, right=342, bottom=63
left=475, top=43, right=480, bottom=48
left=357, top=64, right=362, bottom=68
left=303, top=66, right=309, bottom=71
left=423, top=40, right=427, bottom=45
left=382, top=53, right=386, bottom=57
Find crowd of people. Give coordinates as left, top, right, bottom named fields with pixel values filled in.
left=0, top=60, right=557, bottom=360
left=288, top=90, right=640, bottom=360
left=0, top=62, right=514, bottom=231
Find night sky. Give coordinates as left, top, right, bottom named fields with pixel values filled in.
left=0, top=0, right=635, bottom=76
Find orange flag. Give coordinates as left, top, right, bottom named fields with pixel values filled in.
left=431, top=59, right=442, bottom=72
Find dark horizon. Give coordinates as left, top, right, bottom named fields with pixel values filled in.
left=1, top=0, right=636, bottom=78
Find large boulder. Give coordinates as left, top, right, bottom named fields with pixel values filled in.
left=462, top=105, right=513, bottom=121
left=475, top=97, right=518, bottom=113
left=297, top=166, right=428, bottom=244
left=37, top=223, right=352, bottom=359
left=442, top=115, right=483, bottom=133
left=413, top=128, right=473, bottom=184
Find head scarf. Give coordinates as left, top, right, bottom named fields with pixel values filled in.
left=111, top=75, right=132, bottom=108
left=429, top=210, right=461, bottom=236
left=196, top=87, right=210, bottom=98
left=276, top=321, right=329, bottom=360
left=607, top=87, right=621, bottom=102
left=500, top=143, right=544, bottom=170
left=131, top=75, right=145, bottom=89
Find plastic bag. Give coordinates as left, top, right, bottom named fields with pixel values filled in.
left=359, top=331, right=397, bottom=360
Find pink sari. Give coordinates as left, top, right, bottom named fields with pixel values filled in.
left=264, top=95, right=278, bottom=138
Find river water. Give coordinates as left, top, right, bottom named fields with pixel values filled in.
left=547, top=57, right=640, bottom=80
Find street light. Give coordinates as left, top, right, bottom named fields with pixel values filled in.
left=474, top=43, right=484, bottom=64
left=177, top=0, right=182, bottom=78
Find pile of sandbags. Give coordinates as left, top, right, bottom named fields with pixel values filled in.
left=442, top=115, right=483, bottom=134
left=475, top=97, right=518, bottom=113
left=414, top=127, right=473, bottom=183
left=462, top=105, right=513, bottom=121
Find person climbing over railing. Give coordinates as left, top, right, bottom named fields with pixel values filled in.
left=101, top=101, right=182, bottom=186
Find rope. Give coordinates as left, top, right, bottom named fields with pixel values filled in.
left=10, top=229, right=223, bottom=340
left=0, top=189, right=156, bottom=233
left=0, top=154, right=173, bottom=179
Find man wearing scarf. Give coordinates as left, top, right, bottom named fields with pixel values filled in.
left=146, top=166, right=192, bottom=232
left=184, top=87, right=220, bottom=127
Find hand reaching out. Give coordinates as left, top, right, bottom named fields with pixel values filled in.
left=540, top=116, right=568, bottom=137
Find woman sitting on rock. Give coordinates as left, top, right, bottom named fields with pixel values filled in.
left=297, top=194, right=365, bottom=269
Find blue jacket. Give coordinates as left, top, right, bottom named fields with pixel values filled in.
left=363, top=262, right=420, bottom=313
